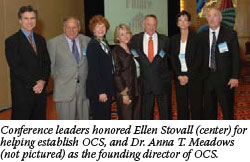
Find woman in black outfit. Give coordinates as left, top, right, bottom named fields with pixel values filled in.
left=86, top=15, right=114, bottom=120
left=170, top=11, right=203, bottom=119
left=112, top=24, right=141, bottom=120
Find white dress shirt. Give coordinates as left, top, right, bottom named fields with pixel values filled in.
left=143, top=32, right=158, bottom=57
left=179, top=41, right=188, bottom=72
left=209, top=27, right=220, bottom=67
left=65, top=35, right=81, bottom=59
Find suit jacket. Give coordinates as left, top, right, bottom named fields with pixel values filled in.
left=47, top=34, right=90, bottom=102
left=130, top=32, right=171, bottom=95
left=196, top=26, right=241, bottom=85
left=5, top=30, right=51, bottom=99
left=86, top=37, right=114, bottom=99
left=170, top=32, right=197, bottom=79
left=112, top=45, right=139, bottom=97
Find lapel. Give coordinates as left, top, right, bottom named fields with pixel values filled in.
left=138, top=33, right=151, bottom=65
left=157, top=33, right=163, bottom=55
left=139, top=32, right=164, bottom=65
left=176, top=34, right=181, bottom=57
left=216, top=26, right=224, bottom=53
left=61, top=35, right=77, bottom=65
left=78, top=35, right=88, bottom=66
left=185, top=32, right=193, bottom=61
left=204, top=29, right=210, bottom=63
left=139, top=33, right=146, bottom=56
left=33, top=33, right=41, bottom=56
left=19, top=30, right=38, bottom=56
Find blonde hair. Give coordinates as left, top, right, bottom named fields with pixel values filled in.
left=114, top=24, right=132, bottom=43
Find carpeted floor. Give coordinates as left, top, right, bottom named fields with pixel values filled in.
left=1, top=78, right=250, bottom=120
left=1, top=61, right=250, bottom=120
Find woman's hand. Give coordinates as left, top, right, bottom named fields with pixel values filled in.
left=99, top=94, right=108, bottom=102
left=122, top=95, right=131, bottom=105
left=178, top=75, right=188, bottom=86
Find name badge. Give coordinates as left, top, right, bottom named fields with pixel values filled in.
left=131, top=49, right=139, bottom=57
left=179, top=53, right=188, bottom=72
left=159, top=49, right=166, bottom=58
left=82, top=48, right=87, bottom=56
left=218, top=42, right=229, bottom=53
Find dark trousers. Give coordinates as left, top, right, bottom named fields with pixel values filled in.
left=174, top=77, right=204, bottom=120
left=11, top=91, right=47, bottom=120
left=116, top=95, right=141, bottom=120
left=141, top=92, right=171, bottom=120
left=90, top=96, right=112, bottom=120
left=189, top=78, right=204, bottom=120
left=204, top=72, right=235, bottom=120
left=175, top=80, right=189, bottom=120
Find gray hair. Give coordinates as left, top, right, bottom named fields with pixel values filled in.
left=63, top=17, right=81, bottom=27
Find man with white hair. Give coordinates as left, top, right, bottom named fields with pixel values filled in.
left=196, top=7, right=241, bottom=119
left=47, top=17, right=90, bottom=120
left=130, top=14, right=172, bottom=120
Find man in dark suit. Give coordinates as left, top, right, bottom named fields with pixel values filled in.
left=5, top=5, right=51, bottom=120
left=130, top=15, right=172, bottom=120
left=197, top=7, right=240, bottom=119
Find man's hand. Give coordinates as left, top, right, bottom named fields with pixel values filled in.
left=228, top=79, right=239, bottom=89
left=33, top=80, right=45, bottom=94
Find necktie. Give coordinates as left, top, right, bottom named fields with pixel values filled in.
left=210, top=32, right=216, bottom=70
left=28, top=35, right=37, bottom=54
left=72, top=39, right=80, bottom=64
left=148, top=36, right=154, bottom=63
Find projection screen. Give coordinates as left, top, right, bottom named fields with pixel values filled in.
left=104, top=0, right=168, bottom=44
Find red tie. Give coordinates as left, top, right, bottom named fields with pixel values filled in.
left=28, top=35, right=37, bottom=54
left=148, top=36, right=154, bottom=62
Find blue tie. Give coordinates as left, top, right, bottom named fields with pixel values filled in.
left=72, top=39, right=80, bottom=64
left=210, top=32, right=216, bottom=70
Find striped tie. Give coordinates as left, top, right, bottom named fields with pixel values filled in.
left=72, top=39, right=80, bottom=64
left=210, top=32, right=217, bottom=70
left=28, top=35, right=37, bottom=54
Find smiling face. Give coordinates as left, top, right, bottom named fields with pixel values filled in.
left=93, top=23, right=107, bottom=40
left=19, top=11, right=36, bottom=34
left=206, top=8, right=222, bottom=30
left=63, top=18, right=80, bottom=40
left=177, top=15, right=190, bottom=30
left=116, top=28, right=131, bottom=45
left=143, top=17, right=157, bottom=36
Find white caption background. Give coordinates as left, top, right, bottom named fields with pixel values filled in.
left=0, top=120, right=249, bottom=162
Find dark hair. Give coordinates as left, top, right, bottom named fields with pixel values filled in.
left=176, top=10, right=191, bottom=23
left=18, top=5, right=38, bottom=19
left=144, top=14, right=158, bottom=22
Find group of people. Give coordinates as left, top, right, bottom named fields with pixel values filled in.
left=5, top=5, right=240, bottom=120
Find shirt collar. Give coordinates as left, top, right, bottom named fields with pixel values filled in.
left=21, top=28, right=34, bottom=38
left=209, top=26, right=220, bottom=35
left=65, top=35, right=79, bottom=43
left=144, top=32, right=157, bottom=39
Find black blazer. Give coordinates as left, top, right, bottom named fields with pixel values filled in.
left=130, top=32, right=171, bottom=95
left=112, top=45, right=139, bottom=97
left=86, top=38, right=114, bottom=99
left=5, top=30, right=51, bottom=97
left=196, top=26, right=241, bottom=84
left=170, top=32, right=197, bottom=79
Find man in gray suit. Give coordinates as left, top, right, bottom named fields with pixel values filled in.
left=47, top=17, right=90, bottom=120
